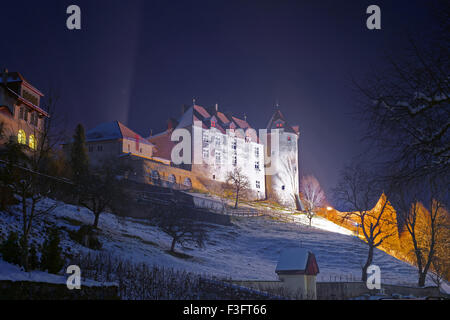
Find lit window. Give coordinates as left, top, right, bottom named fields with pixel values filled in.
left=211, top=120, right=216, bottom=127
left=29, top=135, right=36, bottom=150
left=18, top=129, right=26, bottom=144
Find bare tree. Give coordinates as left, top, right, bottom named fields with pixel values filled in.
left=334, top=163, right=398, bottom=281
left=78, top=161, right=127, bottom=229
left=154, top=201, right=207, bottom=253
left=226, top=167, right=250, bottom=209
left=392, top=175, right=449, bottom=287
left=300, top=175, right=325, bottom=227
left=354, top=5, right=449, bottom=182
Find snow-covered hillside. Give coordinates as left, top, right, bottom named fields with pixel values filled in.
left=0, top=198, right=432, bottom=287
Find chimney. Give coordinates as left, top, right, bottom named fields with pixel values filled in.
left=167, top=118, right=173, bottom=131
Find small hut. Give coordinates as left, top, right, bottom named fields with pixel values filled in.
left=275, top=248, right=320, bottom=299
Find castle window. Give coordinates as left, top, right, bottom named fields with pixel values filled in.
left=23, top=109, right=28, bottom=122
left=281, top=185, right=285, bottom=190
left=256, top=181, right=260, bottom=189
left=255, top=161, right=260, bottom=170
left=215, top=151, right=221, bottom=164
left=97, top=145, right=103, bottom=151
left=255, top=147, right=260, bottom=158
left=89, top=145, right=93, bottom=152
left=17, top=129, right=26, bottom=144
left=29, top=135, right=36, bottom=150
left=203, top=148, right=209, bottom=159
left=212, top=175, right=216, bottom=180
left=183, top=177, right=192, bottom=188
left=232, top=155, right=237, bottom=166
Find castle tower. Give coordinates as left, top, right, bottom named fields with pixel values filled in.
left=264, top=108, right=300, bottom=209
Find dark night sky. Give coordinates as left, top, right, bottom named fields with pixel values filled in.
left=0, top=0, right=438, bottom=198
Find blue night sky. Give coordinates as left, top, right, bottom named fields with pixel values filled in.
left=0, top=0, right=439, bottom=196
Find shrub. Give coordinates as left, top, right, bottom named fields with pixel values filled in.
left=40, top=228, right=65, bottom=274
left=69, top=225, right=102, bottom=250
left=0, top=231, right=22, bottom=266
left=28, top=244, right=40, bottom=270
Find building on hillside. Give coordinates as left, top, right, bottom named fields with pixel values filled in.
left=148, top=103, right=266, bottom=200
left=0, top=69, right=48, bottom=149
left=63, top=120, right=155, bottom=168
left=264, top=109, right=301, bottom=208
left=275, top=247, right=319, bottom=299
left=231, top=247, right=319, bottom=299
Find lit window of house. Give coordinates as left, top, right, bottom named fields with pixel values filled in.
left=29, top=135, right=36, bottom=150
left=17, top=129, right=26, bottom=144
left=211, top=120, right=216, bottom=127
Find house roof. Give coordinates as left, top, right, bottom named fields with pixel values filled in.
left=275, top=248, right=319, bottom=275
left=86, top=121, right=154, bottom=146
left=1, top=71, right=44, bottom=97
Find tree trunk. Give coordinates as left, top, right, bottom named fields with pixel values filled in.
left=170, top=238, right=177, bottom=253
left=234, top=189, right=239, bottom=209
left=418, top=272, right=427, bottom=287
left=362, top=245, right=374, bottom=282
left=21, top=234, right=29, bottom=272
left=93, top=212, right=100, bottom=229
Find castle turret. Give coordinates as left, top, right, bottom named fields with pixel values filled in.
left=264, top=108, right=300, bottom=208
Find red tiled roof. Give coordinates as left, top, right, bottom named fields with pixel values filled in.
left=148, top=130, right=176, bottom=161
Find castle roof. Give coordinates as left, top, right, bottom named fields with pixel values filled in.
left=266, top=109, right=299, bottom=135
